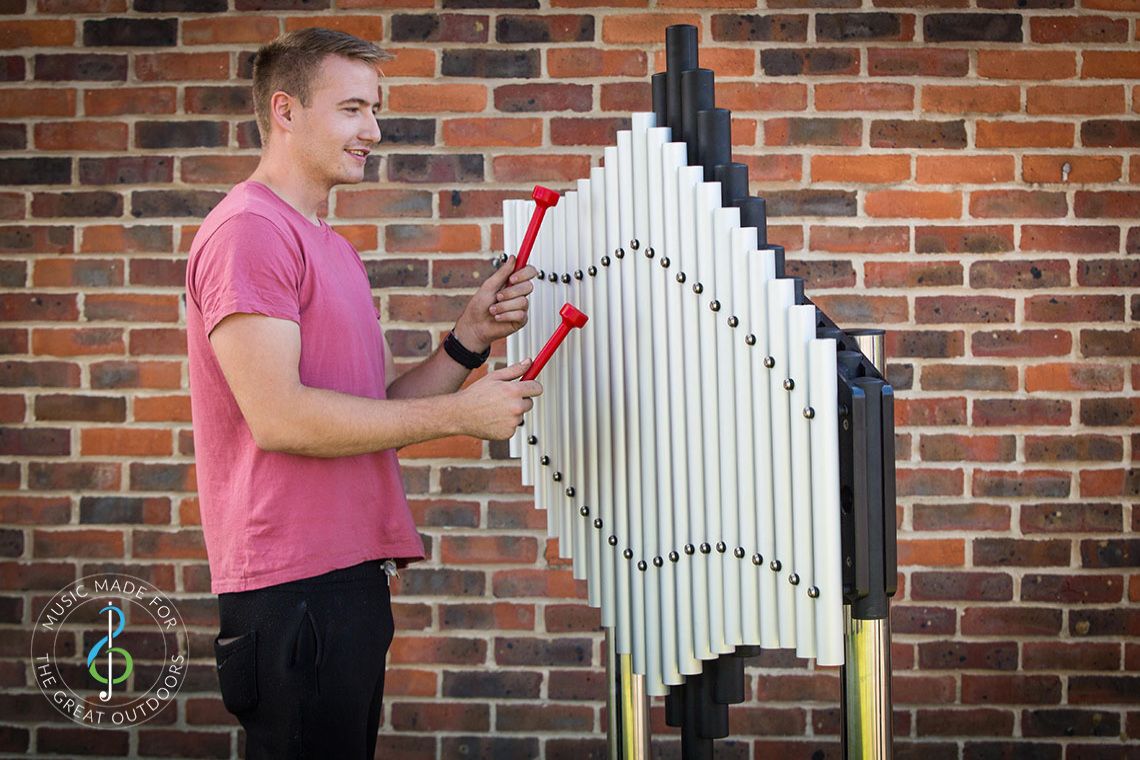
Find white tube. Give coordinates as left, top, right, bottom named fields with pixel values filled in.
left=695, top=181, right=728, bottom=656
left=604, top=146, right=632, bottom=655
left=505, top=200, right=521, bottom=461
left=729, top=227, right=759, bottom=648
left=809, top=338, right=845, bottom=667
left=616, top=129, right=647, bottom=675
left=663, top=143, right=698, bottom=678
left=577, top=179, right=602, bottom=609
left=712, top=206, right=741, bottom=650
left=552, top=200, right=571, bottom=548
left=677, top=165, right=710, bottom=665
left=592, top=167, right=617, bottom=630
left=767, top=277, right=797, bottom=647
left=788, top=303, right=817, bottom=659
left=564, top=191, right=587, bottom=579
left=747, top=249, right=779, bottom=649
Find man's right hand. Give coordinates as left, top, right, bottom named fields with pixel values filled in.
left=457, top=360, right=543, bottom=440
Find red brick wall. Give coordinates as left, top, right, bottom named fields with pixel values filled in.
left=2, top=1, right=1138, bottom=758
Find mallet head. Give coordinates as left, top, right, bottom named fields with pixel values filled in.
left=532, top=185, right=560, bottom=209
left=560, top=303, right=589, bottom=329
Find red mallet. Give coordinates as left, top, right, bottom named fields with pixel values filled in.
left=513, top=185, right=560, bottom=273
left=521, top=303, right=588, bottom=382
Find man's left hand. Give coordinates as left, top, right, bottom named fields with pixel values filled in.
left=453, top=255, right=538, bottom=353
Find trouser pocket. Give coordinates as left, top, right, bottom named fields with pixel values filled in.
left=213, top=629, right=258, bottom=715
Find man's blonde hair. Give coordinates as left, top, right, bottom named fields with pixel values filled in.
left=251, top=27, right=391, bottom=143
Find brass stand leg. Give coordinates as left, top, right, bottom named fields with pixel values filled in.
left=607, top=630, right=650, bottom=760
left=842, top=608, right=894, bottom=759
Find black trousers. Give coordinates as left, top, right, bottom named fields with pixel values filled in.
left=213, top=560, right=395, bottom=760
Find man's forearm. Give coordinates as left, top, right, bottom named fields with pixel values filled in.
left=386, top=343, right=473, bottom=400
left=259, top=384, right=464, bottom=458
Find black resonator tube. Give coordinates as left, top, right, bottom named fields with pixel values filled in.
left=696, top=108, right=731, bottom=182
left=651, top=72, right=668, bottom=128
left=680, top=68, right=714, bottom=165
left=665, top=24, right=698, bottom=131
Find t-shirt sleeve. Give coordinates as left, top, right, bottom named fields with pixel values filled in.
left=191, top=213, right=305, bottom=336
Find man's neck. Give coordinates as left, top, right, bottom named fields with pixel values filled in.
left=248, top=157, right=326, bottom=226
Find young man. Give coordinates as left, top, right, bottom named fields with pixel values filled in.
left=184, top=28, right=542, bottom=759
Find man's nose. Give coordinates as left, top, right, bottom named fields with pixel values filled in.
left=362, top=115, right=381, bottom=144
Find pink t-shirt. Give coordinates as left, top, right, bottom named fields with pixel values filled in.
left=185, top=181, right=424, bottom=594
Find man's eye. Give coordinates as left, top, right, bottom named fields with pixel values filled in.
left=344, top=107, right=358, bottom=113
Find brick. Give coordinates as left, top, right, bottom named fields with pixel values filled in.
left=1082, top=398, right=1140, bottom=427
left=970, top=190, right=1067, bottom=218
left=1022, top=155, right=1122, bottom=183
left=974, top=538, right=1071, bottom=567
left=391, top=702, right=489, bottom=732
left=866, top=190, right=960, bottom=219
left=716, top=82, right=807, bottom=112
left=810, top=293, right=906, bottom=322
left=1071, top=609, right=1140, bottom=638
left=915, top=224, right=1013, bottom=253
left=333, top=189, right=431, bottom=219
left=1023, top=503, right=1123, bottom=533
left=33, top=528, right=123, bottom=558
left=442, top=49, right=538, bottom=79
left=1079, top=468, right=1139, bottom=498
left=1079, top=259, right=1140, bottom=287
left=1070, top=676, right=1140, bottom=705
left=765, top=117, right=860, bottom=147
left=765, top=189, right=856, bottom=217
left=0, top=361, right=79, bottom=389
left=0, top=88, right=75, bottom=119
left=1022, top=708, right=1121, bottom=738
left=79, top=157, right=173, bottom=186
left=911, top=571, right=1012, bottom=601
left=441, top=670, right=541, bottom=700
left=90, top=360, right=181, bottom=390
left=0, top=428, right=69, bottom=456
left=920, top=432, right=1015, bottom=462
left=761, top=48, right=859, bottom=76
left=1027, top=294, right=1123, bottom=324
left=497, top=703, right=594, bottom=733
left=550, top=116, right=628, bottom=146
left=710, top=13, right=809, bottom=42
left=442, top=117, right=541, bottom=147
left=815, top=159, right=911, bottom=192
left=973, top=398, right=1071, bottom=427
left=869, top=47, right=968, bottom=77
left=897, top=538, right=964, bottom=567
left=812, top=226, right=909, bottom=254
left=1023, top=226, right=1120, bottom=255
left=961, top=675, right=1061, bottom=705
left=961, top=606, right=1060, bottom=636
left=1023, top=573, right=1123, bottom=604
left=546, top=48, right=646, bottom=78
left=1076, top=190, right=1140, bottom=219
left=977, top=120, right=1074, bottom=148
left=924, top=13, right=1022, bottom=42
left=83, top=18, right=175, bottom=46
left=1082, top=537, right=1140, bottom=569
left=890, top=605, right=956, bottom=635
left=971, top=259, right=1070, bottom=290
left=389, top=84, right=487, bottom=113
left=494, top=636, right=591, bottom=667
left=817, top=12, right=914, bottom=40
left=81, top=427, right=171, bottom=456
left=1026, top=364, right=1124, bottom=393
left=81, top=225, right=171, bottom=254
left=1082, top=119, right=1140, bottom=148
left=916, top=155, right=1014, bottom=184
left=33, top=53, right=126, bottom=82
left=0, top=157, right=70, bottom=186
left=391, top=13, right=489, bottom=43
left=785, top=259, right=856, bottom=289
left=0, top=294, right=78, bottom=323
left=820, top=83, right=916, bottom=112
left=379, top=48, right=436, bottom=79
left=977, top=50, right=1076, bottom=80
left=915, top=295, right=1013, bottom=324
left=1027, top=85, right=1124, bottom=116
left=870, top=119, right=966, bottom=149
left=31, top=191, right=122, bottom=218
left=31, top=328, right=124, bottom=357
left=182, top=15, right=279, bottom=44
left=131, top=190, right=224, bottom=218
left=135, top=121, right=227, bottom=149
left=440, top=535, right=538, bottom=564
left=896, top=467, right=963, bottom=497
left=84, top=293, right=178, bottom=323
left=440, top=602, right=535, bottom=630
left=0, top=20, right=74, bottom=48
left=135, top=52, right=229, bottom=81
left=1026, top=432, right=1121, bottom=464
left=496, top=14, right=593, bottom=42
left=914, top=708, right=1014, bottom=736
left=497, top=83, right=591, bottom=113
left=84, top=86, right=177, bottom=117
left=1080, top=329, right=1140, bottom=358
left=973, top=469, right=1070, bottom=498
left=390, top=635, right=486, bottom=665
left=975, top=328, right=1071, bottom=357
left=388, top=154, right=483, bottom=184
left=755, top=673, right=840, bottom=702
left=1083, top=51, right=1140, bottom=80
left=922, top=85, right=1019, bottom=114
left=493, top=154, right=591, bottom=182
left=601, top=13, right=701, bottom=44
left=887, top=330, right=964, bottom=359
left=913, top=503, right=1009, bottom=532
left=180, top=155, right=257, bottom=185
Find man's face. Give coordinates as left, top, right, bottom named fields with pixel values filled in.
left=288, top=54, right=381, bottom=190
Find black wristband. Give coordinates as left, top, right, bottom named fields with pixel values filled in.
left=443, top=330, right=490, bottom=370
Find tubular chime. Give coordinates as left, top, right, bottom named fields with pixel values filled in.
left=503, top=24, right=897, bottom=760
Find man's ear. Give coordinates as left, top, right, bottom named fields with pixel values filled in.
left=269, top=91, right=296, bottom=134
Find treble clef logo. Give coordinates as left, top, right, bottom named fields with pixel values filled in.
left=86, top=604, right=133, bottom=702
